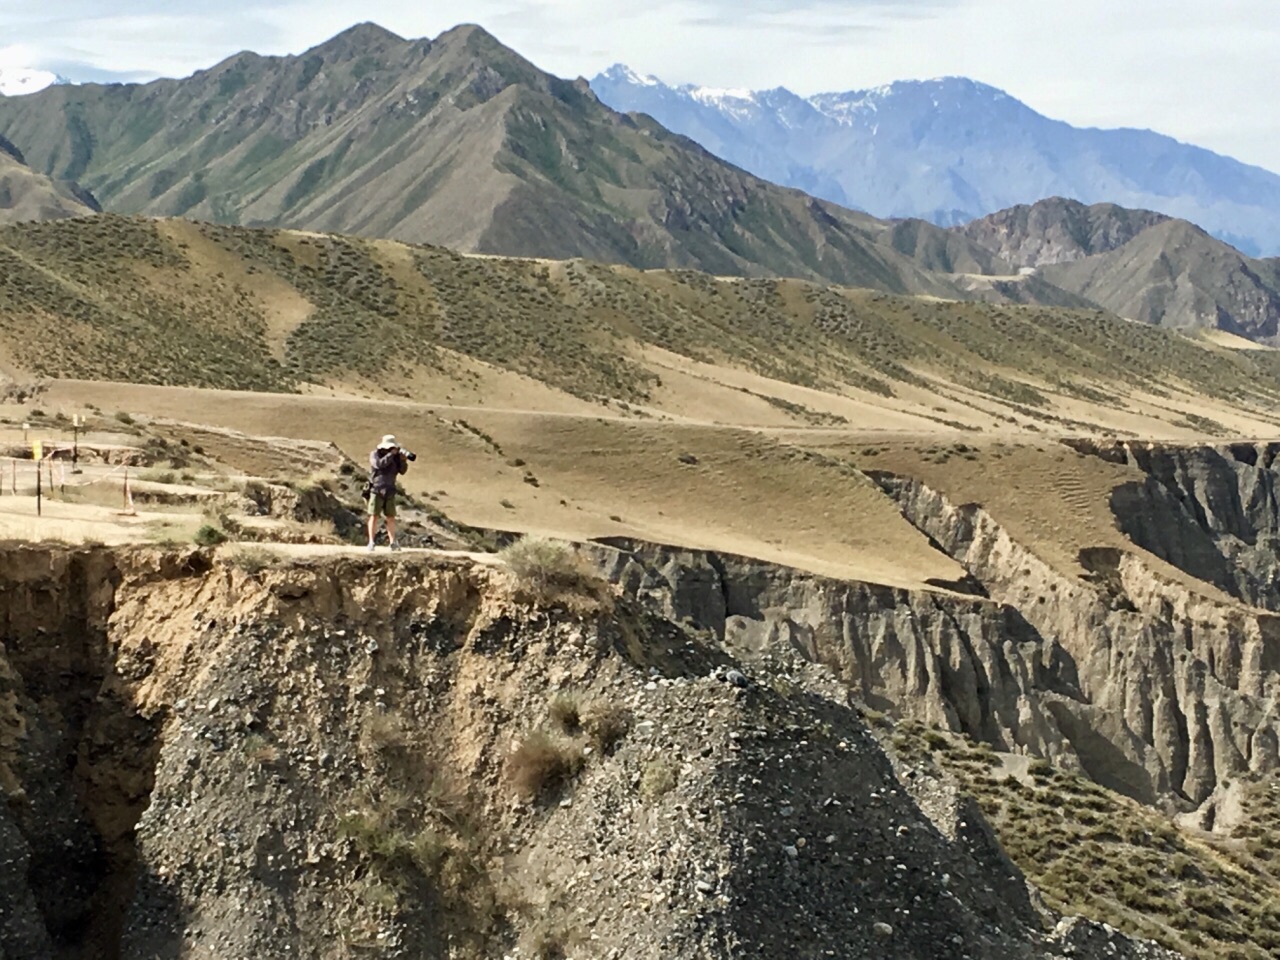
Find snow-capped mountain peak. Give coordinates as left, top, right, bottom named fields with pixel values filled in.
left=0, top=66, right=68, bottom=97
left=597, top=63, right=661, bottom=88
left=589, top=64, right=1280, bottom=256
left=684, top=85, right=758, bottom=105
left=809, top=77, right=1014, bottom=125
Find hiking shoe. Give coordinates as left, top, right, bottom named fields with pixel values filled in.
left=389, top=541, right=402, bottom=552
left=366, top=542, right=376, bottom=552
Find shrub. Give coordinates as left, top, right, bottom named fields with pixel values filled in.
left=507, top=731, right=584, bottom=800
left=582, top=701, right=631, bottom=753
left=500, top=536, right=599, bottom=602
left=640, top=756, right=679, bottom=802
left=226, top=545, right=277, bottom=573
left=114, top=410, right=135, bottom=424
left=194, top=524, right=228, bottom=547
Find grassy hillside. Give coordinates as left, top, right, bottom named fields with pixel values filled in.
left=3, top=24, right=1277, bottom=340
left=891, top=721, right=1280, bottom=960
left=5, top=215, right=1280, bottom=433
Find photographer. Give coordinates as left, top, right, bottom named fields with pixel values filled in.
left=365, top=434, right=415, bottom=551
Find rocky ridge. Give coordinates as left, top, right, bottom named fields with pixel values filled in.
left=0, top=544, right=1179, bottom=959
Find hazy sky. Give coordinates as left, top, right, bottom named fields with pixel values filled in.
left=1, top=0, right=1277, bottom=172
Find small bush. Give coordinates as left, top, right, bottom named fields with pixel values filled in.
left=226, top=545, right=277, bottom=574
left=582, top=702, right=631, bottom=753
left=640, top=757, right=679, bottom=802
left=500, top=536, right=599, bottom=602
left=194, top=524, right=228, bottom=547
left=114, top=410, right=135, bottom=425
left=507, top=731, right=584, bottom=801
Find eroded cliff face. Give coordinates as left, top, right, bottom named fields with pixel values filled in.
left=591, top=441, right=1280, bottom=814
left=1101, top=441, right=1280, bottom=612
left=0, top=545, right=1176, bottom=960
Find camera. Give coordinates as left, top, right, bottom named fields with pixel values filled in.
left=402, top=450, right=417, bottom=462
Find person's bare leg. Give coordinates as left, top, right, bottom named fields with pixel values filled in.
left=386, top=516, right=397, bottom=546
left=366, top=513, right=377, bottom=547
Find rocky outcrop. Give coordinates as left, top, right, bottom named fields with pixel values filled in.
left=590, top=538, right=1080, bottom=760
left=1092, top=440, right=1280, bottom=611
left=0, top=545, right=1180, bottom=960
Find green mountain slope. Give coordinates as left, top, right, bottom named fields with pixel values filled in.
left=0, top=24, right=981, bottom=294
left=0, top=135, right=98, bottom=224
left=3, top=24, right=1277, bottom=340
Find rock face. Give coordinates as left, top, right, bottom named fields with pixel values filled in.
left=591, top=443, right=1280, bottom=814
left=1105, top=441, right=1280, bottom=611
left=955, top=198, right=1171, bottom=269
left=0, top=545, right=1179, bottom=959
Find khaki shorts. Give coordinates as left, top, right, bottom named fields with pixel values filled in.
left=367, top=491, right=396, bottom=517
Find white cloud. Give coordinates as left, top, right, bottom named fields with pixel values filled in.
left=0, top=0, right=1276, bottom=171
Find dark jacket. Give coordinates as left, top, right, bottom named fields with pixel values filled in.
left=369, top=447, right=408, bottom=495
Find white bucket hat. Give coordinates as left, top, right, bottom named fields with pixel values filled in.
left=378, top=434, right=397, bottom=448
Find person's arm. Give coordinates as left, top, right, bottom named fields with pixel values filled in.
left=372, top=449, right=398, bottom=471
left=397, top=451, right=409, bottom=475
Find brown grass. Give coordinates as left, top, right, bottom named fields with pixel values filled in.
left=581, top=701, right=631, bottom=754
left=507, top=731, right=585, bottom=801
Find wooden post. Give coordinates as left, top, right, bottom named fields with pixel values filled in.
left=10, top=459, right=14, bottom=495
left=36, top=459, right=41, bottom=517
left=123, top=466, right=129, bottom=512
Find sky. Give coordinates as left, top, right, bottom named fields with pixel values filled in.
left=1, top=0, right=1277, bottom=173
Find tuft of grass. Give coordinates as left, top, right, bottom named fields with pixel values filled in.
left=507, top=731, right=585, bottom=801
left=362, top=712, right=409, bottom=753
left=548, top=693, right=582, bottom=734
left=639, top=756, right=679, bottom=802
left=225, top=544, right=278, bottom=574
left=581, top=701, right=631, bottom=754
left=243, top=733, right=280, bottom=764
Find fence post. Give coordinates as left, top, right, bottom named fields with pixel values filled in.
left=36, top=459, right=41, bottom=517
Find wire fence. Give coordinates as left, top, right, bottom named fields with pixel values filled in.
left=2, top=452, right=138, bottom=515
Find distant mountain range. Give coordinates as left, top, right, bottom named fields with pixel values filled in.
left=590, top=67, right=1280, bottom=258
left=0, top=25, right=1277, bottom=341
